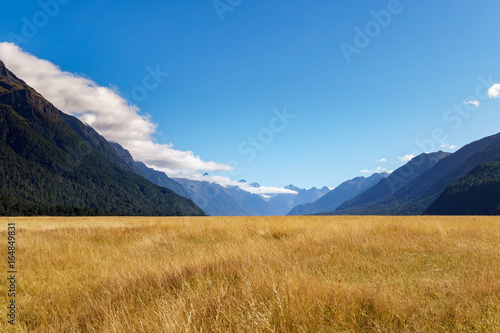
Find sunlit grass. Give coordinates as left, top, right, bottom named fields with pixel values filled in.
left=1, top=216, right=499, bottom=332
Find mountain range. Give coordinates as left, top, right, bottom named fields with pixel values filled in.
left=1, top=59, right=499, bottom=216
left=288, top=137, right=500, bottom=216
left=0, top=60, right=331, bottom=216
left=332, top=152, right=450, bottom=215
left=425, top=161, right=500, bottom=215
left=287, top=173, right=387, bottom=215
left=319, top=134, right=500, bottom=215
left=266, top=185, right=330, bottom=215
left=174, top=177, right=279, bottom=216
left=0, top=60, right=203, bottom=216
left=173, top=178, right=330, bottom=216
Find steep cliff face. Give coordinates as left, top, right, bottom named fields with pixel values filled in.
left=0, top=61, right=61, bottom=121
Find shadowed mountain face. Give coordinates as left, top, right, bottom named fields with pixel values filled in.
left=60, top=102, right=191, bottom=199
left=174, top=178, right=279, bottom=216
left=425, top=162, right=500, bottom=215
left=331, top=133, right=500, bottom=215
left=133, top=161, right=190, bottom=199
left=333, top=152, right=450, bottom=215
left=0, top=61, right=204, bottom=216
left=60, top=112, right=143, bottom=175
left=287, top=173, right=387, bottom=216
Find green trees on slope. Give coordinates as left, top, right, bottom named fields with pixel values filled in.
left=425, top=162, right=500, bottom=215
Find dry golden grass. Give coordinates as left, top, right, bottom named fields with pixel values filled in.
left=1, top=216, right=499, bottom=332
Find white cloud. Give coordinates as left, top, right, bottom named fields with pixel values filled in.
left=376, top=158, right=387, bottom=163
left=398, top=154, right=415, bottom=163
left=360, top=167, right=392, bottom=174
left=176, top=173, right=297, bottom=195
left=488, top=84, right=500, bottom=98
left=0, top=42, right=232, bottom=179
left=240, top=185, right=297, bottom=195
left=463, top=100, right=480, bottom=107
left=440, top=142, right=457, bottom=150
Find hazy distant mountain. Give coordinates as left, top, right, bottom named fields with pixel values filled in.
left=333, top=152, right=450, bottom=214
left=267, top=185, right=330, bottom=215
left=287, top=173, right=386, bottom=215
left=174, top=178, right=279, bottom=216
left=0, top=60, right=204, bottom=216
left=334, top=132, right=500, bottom=215
left=133, top=162, right=190, bottom=199
left=238, top=179, right=261, bottom=188
left=174, top=179, right=327, bottom=216
left=425, top=162, right=500, bottom=215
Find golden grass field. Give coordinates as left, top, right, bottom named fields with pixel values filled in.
left=1, top=216, right=499, bottom=332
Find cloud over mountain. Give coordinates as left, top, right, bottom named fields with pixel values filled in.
left=399, top=154, right=416, bottom=163
left=0, top=42, right=232, bottom=178
left=189, top=174, right=297, bottom=195
left=360, top=167, right=392, bottom=174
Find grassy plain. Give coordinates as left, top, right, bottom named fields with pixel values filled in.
left=0, top=216, right=499, bottom=332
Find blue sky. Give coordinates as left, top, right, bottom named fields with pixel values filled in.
left=2, top=0, right=500, bottom=189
